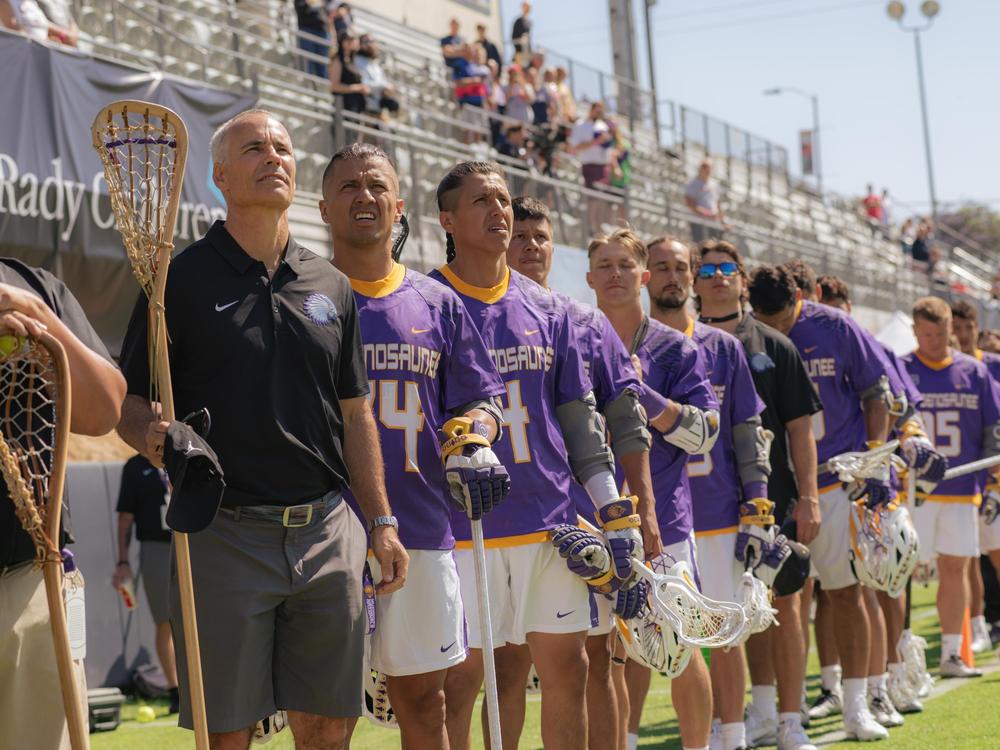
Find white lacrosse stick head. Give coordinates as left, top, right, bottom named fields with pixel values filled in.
left=897, top=629, right=934, bottom=700
left=737, top=572, right=778, bottom=643
left=827, top=440, right=904, bottom=484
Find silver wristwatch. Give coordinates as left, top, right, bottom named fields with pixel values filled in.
left=367, top=515, right=399, bottom=533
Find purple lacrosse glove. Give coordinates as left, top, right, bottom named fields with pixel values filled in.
left=735, top=498, right=776, bottom=565
left=748, top=533, right=793, bottom=588
left=611, top=578, right=649, bottom=620
left=597, top=497, right=643, bottom=580
left=901, top=435, right=948, bottom=494
left=849, top=477, right=892, bottom=509
left=550, top=524, right=615, bottom=589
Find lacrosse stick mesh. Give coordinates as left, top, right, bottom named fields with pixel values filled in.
left=737, top=572, right=778, bottom=643
left=826, top=441, right=904, bottom=484
left=0, top=336, right=61, bottom=565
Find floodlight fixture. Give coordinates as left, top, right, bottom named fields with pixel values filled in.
left=886, top=1, right=905, bottom=20
left=921, top=1, right=940, bottom=19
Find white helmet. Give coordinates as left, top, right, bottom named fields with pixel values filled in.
left=737, top=571, right=778, bottom=643
left=848, top=501, right=919, bottom=597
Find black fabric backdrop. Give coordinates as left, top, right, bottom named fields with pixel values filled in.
left=0, top=34, right=256, bottom=355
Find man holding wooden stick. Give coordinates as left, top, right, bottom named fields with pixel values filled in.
left=0, top=262, right=126, bottom=750
left=118, top=109, right=407, bottom=749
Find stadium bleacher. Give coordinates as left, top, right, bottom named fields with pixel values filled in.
left=67, top=0, right=984, bottom=315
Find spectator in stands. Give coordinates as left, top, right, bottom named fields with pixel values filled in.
left=0, top=0, right=77, bottom=45
left=910, top=219, right=932, bottom=263
left=554, top=66, right=577, bottom=123
left=569, top=100, right=612, bottom=233
left=475, top=23, right=502, bottom=73
left=881, top=188, right=893, bottom=231
left=356, top=34, right=400, bottom=121
left=685, top=159, right=726, bottom=242
left=504, top=66, right=535, bottom=125
left=979, top=271, right=1000, bottom=332
left=452, top=43, right=490, bottom=143
left=294, top=0, right=330, bottom=79
left=861, top=183, right=883, bottom=225
left=329, top=31, right=367, bottom=115
left=900, top=217, right=916, bottom=256
left=440, top=17, right=464, bottom=71
left=532, top=68, right=557, bottom=126
left=511, top=1, right=532, bottom=63
left=327, top=1, right=352, bottom=36
left=35, top=0, right=77, bottom=45
left=608, top=119, right=631, bottom=222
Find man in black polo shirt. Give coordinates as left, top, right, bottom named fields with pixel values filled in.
left=113, top=453, right=179, bottom=713
left=0, top=260, right=126, bottom=750
left=686, top=240, right=822, bottom=750
left=117, top=109, right=408, bottom=748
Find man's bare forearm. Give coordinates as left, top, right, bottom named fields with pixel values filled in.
left=343, top=400, right=392, bottom=522
left=786, top=414, right=818, bottom=498
left=862, top=398, right=890, bottom=445
left=117, top=395, right=158, bottom=458
left=116, top=513, right=134, bottom=563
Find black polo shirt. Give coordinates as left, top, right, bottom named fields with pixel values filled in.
left=0, top=258, right=115, bottom=568
left=116, top=454, right=171, bottom=542
left=733, top=313, right=822, bottom=518
left=119, top=221, right=370, bottom=508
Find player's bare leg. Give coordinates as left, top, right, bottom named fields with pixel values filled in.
left=807, top=586, right=844, bottom=721
left=800, top=578, right=814, bottom=664
left=526, top=631, right=589, bottom=750
left=286, top=712, right=351, bottom=750
left=490, top=644, right=533, bottom=749
left=710, top=646, right=747, bottom=747
left=612, top=645, right=630, bottom=750
left=671, top=651, right=714, bottom=748
left=386, top=670, right=450, bottom=749
left=969, top=558, right=985, bottom=620
left=444, top=650, right=484, bottom=750
left=815, top=589, right=839, bottom=673
left=863, top=588, right=887, bottom=682
left=625, top=659, right=650, bottom=743
left=937, top=554, right=980, bottom=676
left=585, top=632, right=619, bottom=750
left=877, top=591, right=905, bottom=663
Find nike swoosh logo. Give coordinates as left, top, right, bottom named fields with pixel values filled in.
left=411, top=327, right=431, bottom=334
left=524, top=329, right=540, bottom=336
left=556, top=610, right=575, bottom=619
left=215, top=300, right=239, bottom=312
left=440, top=641, right=457, bottom=653
left=142, top=468, right=154, bottom=475
left=804, top=345, right=818, bottom=353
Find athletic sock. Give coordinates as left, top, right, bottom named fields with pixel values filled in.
left=751, top=684, right=778, bottom=720
left=779, top=711, right=802, bottom=729
left=820, top=664, right=843, bottom=693
left=843, top=677, right=867, bottom=716
left=868, top=672, right=888, bottom=696
left=941, top=633, right=962, bottom=661
left=973, top=614, right=988, bottom=632
left=627, top=732, right=639, bottom=750
left=721, top=722, right=746, bottom=750
left=683, top=746, right=710, bottom=750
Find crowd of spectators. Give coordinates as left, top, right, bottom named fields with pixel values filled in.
left=0, top=0, right=79, bottom=47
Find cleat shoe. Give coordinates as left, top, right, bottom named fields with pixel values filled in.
left=745, top=703, right=777, bottom=746
left=868, top=694, right=904, bottom=728
left=777, top=721, right=818, bottom=750
left=807, top=688, right=843, bottom=719
left=939, top=654, right=982, bottom=678
left=893, top=696, right=923, bottom=714
left=971, top=619, right=992, bottom=654
left=843, top=705, right=889, bottom=742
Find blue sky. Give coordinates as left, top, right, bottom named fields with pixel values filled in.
left=499, top=0, right=1000, bottom=215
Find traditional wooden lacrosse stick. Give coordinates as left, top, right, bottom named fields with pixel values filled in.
left=0, top=333, right=87, bottom=748
left=91, top=101, right=209, bottom=748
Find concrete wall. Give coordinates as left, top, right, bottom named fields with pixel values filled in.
left=365, top=0, right=502, bottom=46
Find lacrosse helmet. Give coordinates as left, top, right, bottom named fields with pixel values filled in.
left=848, top=501, right=919, bottom=596
left=615, top=610, right=692, bottom=678
left=362, top=644, right=397, bottom=730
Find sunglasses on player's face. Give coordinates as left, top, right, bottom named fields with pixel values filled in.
left=697, top=261, right=739, bottom=279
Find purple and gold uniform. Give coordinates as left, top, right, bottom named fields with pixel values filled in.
left=975, top=348, right=1000, bottom=384
left=429, top=266, right=593, bottom=544
left=632, top=318, right=718, bottom=547
left=882, top=343, right=923, bottom=413
left=687, top=321, right=766, bottom=534
left=344, top=264, right=505, bottom=550
left=901, top=350, right=1000, bottom=505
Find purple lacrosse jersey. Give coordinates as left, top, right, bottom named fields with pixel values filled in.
left=902, top=350, right=1000, bottom=504
left=632, top=318, right=718, bottom=545
left=558, top=295, right=643, bottom=520
left=787, top=301, right=894, bottom=489
left=343, top=265, right=506, bottom=549
left=429, top=266, right=593, bottom=544
left=688, top=322, right=765, bottom=534
left=977, top=349, right=1000, bottom=384
left=882, top=343, right=923, bottom=411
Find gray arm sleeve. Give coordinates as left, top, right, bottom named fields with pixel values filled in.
left=604, top=389, right=651, bottom=457
left=556, top=392, right=615, bottom=483
left=733, top=416, right=773, bottom=487
left=892, top=400, right=918, bottom=432
left=452, top=397, right=504, bottom=435
left=984, top=421, right=1000, bottom=457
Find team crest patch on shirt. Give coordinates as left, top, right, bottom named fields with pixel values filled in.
left=303, top=293, right=338, bottom=325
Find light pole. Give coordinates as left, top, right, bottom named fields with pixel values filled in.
left=763, top=86, right=823, bottom=196
left=887, top=0, right=940, bottom=223
left=644, top=0, right=662, bottom=147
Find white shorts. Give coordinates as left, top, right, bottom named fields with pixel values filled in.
left=368, top=549, right=467, bottom=676
left=912, top=501, right=980, bottom=562
left=455, top=541, right=591, bottom=648
left=981, top=513, right=1000, bottom=554
left=694, top=531, right=743, bottom=602
left=807, top=485, right=857, bottom=590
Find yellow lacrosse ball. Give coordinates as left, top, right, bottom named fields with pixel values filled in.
left=136, top=705, right=156, bottom=723
left=0, top=335, right=20, bottom=357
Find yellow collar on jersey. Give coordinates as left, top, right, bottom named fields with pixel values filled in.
left=975, top=348, right=984, bottom=361
left=438, top=264, right=509, bottom=304
left=683, top=317, right=695, bottom=338
left=349, top=262, right=406, bottom=298
left=915, top=350, right=953, bottom=371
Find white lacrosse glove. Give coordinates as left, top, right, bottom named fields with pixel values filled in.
left=901, top=432, right=948, bottom=496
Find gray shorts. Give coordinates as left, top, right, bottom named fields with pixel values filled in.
left=140, top=541, right=171, bottom=625
left=170, top=495, right=367, bottom=733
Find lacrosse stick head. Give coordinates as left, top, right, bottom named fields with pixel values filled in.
left=0, top=333, right=70, bottom=566
left=827, top=440, right=903, bottom=484
left=896, top=629, right=934, bottom=700
left=91, top=100, right=189, bottom=297
left=737, top=571, right=778, bottom=642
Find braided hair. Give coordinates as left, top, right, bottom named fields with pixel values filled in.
left=436, top=161, right=507, bottom=263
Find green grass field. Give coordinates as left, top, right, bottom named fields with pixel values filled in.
left=91, top=583, right=999, bottom=749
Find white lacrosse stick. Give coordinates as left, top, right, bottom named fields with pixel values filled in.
left=736, top=572, right=778, bottom=644
left=822, top=439, right=903, bottom=483
left=578, top=517, right=748, bottom=648
left=470, top=517, right=502, bottom=749
left=942, top=453, right=1000, bottom=481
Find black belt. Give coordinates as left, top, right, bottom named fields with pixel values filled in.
left=219, top=492, right=342, bottom=528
